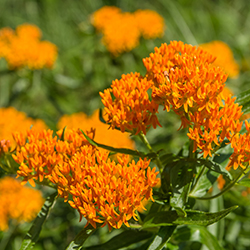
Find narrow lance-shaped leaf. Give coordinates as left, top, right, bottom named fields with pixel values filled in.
left=84, top=230, right=153, bottom=250
left=236, top=88, right=250, bottom=106
left=66, top=224, right=96, bottom=250
left=147, top=226, right=176, bottom=250
left=143, top=206, right=238, bottom=229
left=237, top=178, right=250, bottom=188
left=80, top=129, right=157, bottom=158
left=20, top=191, right=58, bottom=250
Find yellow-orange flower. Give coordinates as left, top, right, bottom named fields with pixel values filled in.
left=100, top=72, right=161, bottom=135
left=12, top=128, right=159, bottom=230
left=0, top=176, right=44, bottom=231
left=0, top=23, right=57, bottom=69
left=101, top=12, right=140, bottom=55
left=0, top=27, right=14, bottom=58
left=0, top=107, right=47, bottom=149
left=135, top=9, right=165, bottom=39
left=199, top=41, right=239, bottom=78
left=142, top=41, right=244, bottom=158
left=91, top=7, right=165, bottom=55
left=91, top=6, right=122, bottom=32
left=57, top=109, right=135, bottom=152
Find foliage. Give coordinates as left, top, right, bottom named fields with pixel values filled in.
left=1, top=0, right=250, bottom=250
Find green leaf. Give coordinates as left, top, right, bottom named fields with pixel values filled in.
left=199, top=159, right=232, bottom=180
left=20, top=192, right=57, bottom=250
left=80, top=129, right=155, bottom=158
left=236, top=88, right=250, bottom=106
left=142, top=206, right=238, bottom=229
left=242, top=103, right=250, bottom=115
left=159, top=153, right=176, bottom=166
left=189, top=167, right=218, bottom=198
left=66, top=224, right=96, bottom=250
left=237, top=178, right=250, bottom=187
left=173, top=225, right=224, bottom=250
left=84, top=230, right=153, bottom=250
left=60, top=126, right=67, bottom=141
left=147, top=226, right=176, bottom=250
left=168, top=160, right=196, bottom=209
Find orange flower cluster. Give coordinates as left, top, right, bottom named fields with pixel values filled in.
left=0, top=23, right=57, bottom=69
left=199, top=41, right=239, bottom=78
left=0, top=107, right=47, bottom=149
left=143, top=41, right=243, bottom=159
left=0, top=139, right=11, bottom=156
left=100, top=72, right=161, bottom=135
left=57, top=109, right=135, bottom=152
left=91, top=6, right=165, bottom=55
left=0, top=176, right=44, bottom=231
left=12, top=128, right=159, bottom=229
left=227, top=120, right=250, bottom=170
left=134, top=9, right=165, bottom=39
left=101, top=41, right=246, bottom=169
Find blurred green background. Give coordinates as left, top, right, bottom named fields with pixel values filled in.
left=1, top=0, right=250, bottom=249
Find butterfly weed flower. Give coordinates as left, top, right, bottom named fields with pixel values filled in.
left=142, top=41, right=244, bottom=158
left=12, top=128, right=159, bottom=230
left=0, top=107, right=47, bottom=151
left=91, top=7, right=165, bottom=56
left=134, top=9, right=165, bottom=39
left=199, top=40, right=239, bottom=78
left=91, top=6, right=122, bottom=33
left=0, top=23, right=57, bottom=70
left=100, top=72, right=161, bottom=135
left=101, top=12, right=140, bottom=56
left=0, top=27, right=14, bottom=59
left=0, top=176, right=44, bottom=231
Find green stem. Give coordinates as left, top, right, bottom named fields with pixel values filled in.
left=0, top=221, right=18, bottom=250
left=193, top=169, right=247, bottom=200
left=189, top=166, right=206, bottom=194
left=138, top=132, right=163, bottom=171
left=65, top=224, right=97, bottom=250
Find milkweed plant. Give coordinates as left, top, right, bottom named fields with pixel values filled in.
left=1, top=10, right=250, bottom=250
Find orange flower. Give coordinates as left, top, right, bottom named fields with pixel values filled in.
left=57, top=109, right=135, bottom=153
left=0, top=139, right=11, bottom=156
left=101, top=12, right=140, bottom=55
left=91, top=7, right=165, bottom=55
left=0, top=176, right=44, bottom=231
left=135, top=9, right=165, bottom=39
left=100, top=72, right=161, bottom=135
left=0, top=23, right=57, bottom=69
left=16, top=23, right=42, bottom=40
left=187, top=96, right=243, bottom=158
left=12, top=128, right=159, bottom=230
left=227, top=120, right=250, bottom=170
left=91, top=6, right=122, bottom=32
left=199, top=41, right=239, bottom=78
left=0, top=27, right=14, bottom=58
left=142, top=41, right=245, bottom=158
left=0, top=107, right=47, bottom=149
left=143, top=41, right=226, bottom=115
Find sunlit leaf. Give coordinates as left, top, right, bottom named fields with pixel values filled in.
left=143, top=206, right=238, bottom=229
left=237, top=178, right=250, bottom=188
